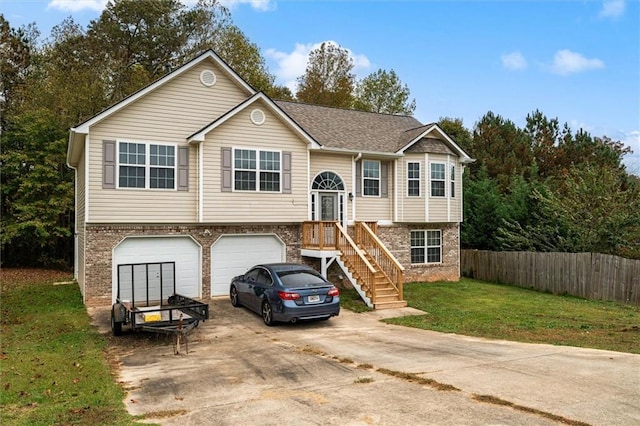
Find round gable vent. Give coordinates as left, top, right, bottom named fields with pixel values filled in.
left=200, top=69, right=217, bottom=87
left=250, top=109, right=266, bottom=125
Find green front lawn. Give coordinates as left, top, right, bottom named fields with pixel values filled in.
left=384, top=278, right=640, bottom=354
left=0, top=269, right=139, bottom=426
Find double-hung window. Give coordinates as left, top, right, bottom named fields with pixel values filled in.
left=363, top=159, right=380, bottom=196
left=233, top=148, right=280, bottom=192
left=450, top=164, right=456, bottom=198
left=118, top=142, right=175, bottom=189
left=407, top=162, right=420, bottom=197
left=410, top=230, right=442, bottom=264
left=430, top=163, right=445, bottom=197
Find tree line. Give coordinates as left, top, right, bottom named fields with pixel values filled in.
left=1, top=0, right=637, bottom=268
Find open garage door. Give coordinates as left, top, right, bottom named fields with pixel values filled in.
left=211, top=234, right=285, bottom=296
left=112, top=236, right=200, bottom=303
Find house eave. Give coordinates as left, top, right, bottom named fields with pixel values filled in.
left=398, top=124, right=474, bottom=163
left=313, top=145, right=403, bottom=159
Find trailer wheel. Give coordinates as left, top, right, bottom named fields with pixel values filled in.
left=111, top=306, right=123, bottom=336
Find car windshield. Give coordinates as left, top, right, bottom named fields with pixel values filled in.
left=277, top=270, right=327, bottom=288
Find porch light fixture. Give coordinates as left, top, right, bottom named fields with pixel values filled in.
left=348, top=192, right=354, bottom=201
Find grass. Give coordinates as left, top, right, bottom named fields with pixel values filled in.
left=0, top=269, right=140, bottom=426
left=339, top=287, right=373, bottom=313
left=384, top=278, right=640, bottom=354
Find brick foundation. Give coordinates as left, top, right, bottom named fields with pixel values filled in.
left=81, top=222, right=459, bottom=306
left=375, top=223, right=460, bottom=283
left=83, top=224, right=302, bottom=307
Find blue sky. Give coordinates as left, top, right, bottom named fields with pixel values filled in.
left=2, top=0, right=639, bottom=174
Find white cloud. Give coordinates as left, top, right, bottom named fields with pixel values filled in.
left=266, top=41, right=372, bottom=92
left=620, top=130, right=640, bottom=175
left=599, top=0, right=625, bottom=19
left=47, top=0, right=107, bottom=12
left=219, top=0, right=275, bottom=12
left=501, top=51, right=527, bottom=71
left=550, top=49, right=605, bottom=75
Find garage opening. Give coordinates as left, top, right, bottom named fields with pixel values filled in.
left=211, top=234, right=285, bottom=296
left=112, top=236, right=201, bottom=303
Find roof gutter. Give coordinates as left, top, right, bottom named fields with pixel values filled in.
left=316, top=146, right=403, bottom=159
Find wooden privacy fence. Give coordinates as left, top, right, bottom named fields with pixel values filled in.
left=461, top=250, right=640, bottom=305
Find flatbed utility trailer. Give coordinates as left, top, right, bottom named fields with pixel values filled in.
left=110, top=262, right=209, bottom=345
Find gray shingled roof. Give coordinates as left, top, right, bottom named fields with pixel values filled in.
left=275, top=101, right=427, bottom=153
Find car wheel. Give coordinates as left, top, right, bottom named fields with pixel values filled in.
left=230, top=285, right=240, bottom=307
left=111, top=306, right=123, bottom=336
left=262, top=301, right=275, bottom=326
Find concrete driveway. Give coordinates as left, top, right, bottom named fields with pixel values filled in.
left=93, top=298, right=640, bottom=425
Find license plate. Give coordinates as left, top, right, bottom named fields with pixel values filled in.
left=307, top=295, right=321, bottom=303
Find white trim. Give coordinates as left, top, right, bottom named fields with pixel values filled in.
left=394, top=158, right=398, bottom=222
left=429, top=161, right=446, bottom=198
left=187, top=92, right=321, bottom=148
left=111, top=235, right=203, bottom=304
left=410, top=229, right=443, bottom=265
left=397, top=123, right=474, bottom=164
left=250, top=108, right=266, bottom=125
left=231, top=147, right=283, bottom=193
left=447, top=158, right=451, bottom=221
left=406, top=160, right=421, bottom=197
left=85, top=135, right=90, bottom=223
left=116, top=139, right=179, bottom=191
left=72, top=51, right=253, bottom=136
left=424, top=154, right=429, bottom=222
left=198, top=144, right=203, bottom=223
left=307, top=150, right=312, bottom=220
left=362, top=159, right=381, bottom=197
left=199, top=69, right=217, bottom=87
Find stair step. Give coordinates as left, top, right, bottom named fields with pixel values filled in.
left=373, top=300, right=408, bottom=310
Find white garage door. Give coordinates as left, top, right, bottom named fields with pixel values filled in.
left=211, top=234, right=285, bottom=296
left=112, top=236, right=201, bottom=303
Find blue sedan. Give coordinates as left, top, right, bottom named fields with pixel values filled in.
left=229, top=263, right=340, bottom=325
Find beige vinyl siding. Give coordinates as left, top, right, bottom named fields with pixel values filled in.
left=449, top=159, right=463, bottom=222
left=428, top=154, right=451, bottom=222
left=357, top=161, right=394, bottom=222
left=87, top=59, right=247, bottom=222
left=201, top=103, right=309, bottom=222
left=76, top=148, right=86, bottom=295
left=310, top=152, right=353, bottom=218
left=396, top=154, right=464, bottom=223
left=398, top=156, right=426, bottom=222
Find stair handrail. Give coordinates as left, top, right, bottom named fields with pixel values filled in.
left=334, top=222, right=378, bottom=302
left=354, top=221, right=404, bottom=301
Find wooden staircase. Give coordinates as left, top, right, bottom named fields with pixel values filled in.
left=302, top=221, right=406, bottom=309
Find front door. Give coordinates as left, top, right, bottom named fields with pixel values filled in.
left=320, top=192, right=338, bottom=221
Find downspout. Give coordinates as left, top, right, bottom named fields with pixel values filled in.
left=198, top=143, right=203, bottom=223
left=352, top=153, right=362, bottom=223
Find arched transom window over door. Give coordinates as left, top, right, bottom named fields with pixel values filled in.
left=312, top=171, right=345, bottom=191
left=311, top=172, right=346, bottom=225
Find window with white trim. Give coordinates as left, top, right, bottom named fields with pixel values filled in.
left=430, top=162, right=445, bottom=197
left=407, top=162, right=420, bottom=197
left=363, top=159, right=380, bottom=196
left=233, top=148, right=280, bottom=192
left=450, top=164, right=456, bottom=198
left=118, top=142, right=175, bottom=189
left=410, top=230, right=442, bottom=264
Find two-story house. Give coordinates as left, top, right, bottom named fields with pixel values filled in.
left=67, top=50, right=473, bottom=309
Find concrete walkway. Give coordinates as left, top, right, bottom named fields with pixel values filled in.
left=96, top=299, right=640, bottom=425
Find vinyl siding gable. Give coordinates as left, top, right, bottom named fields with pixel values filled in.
left=86, top=59, right=249, bottom=223
left=201, top=101, right=309, bottom=222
